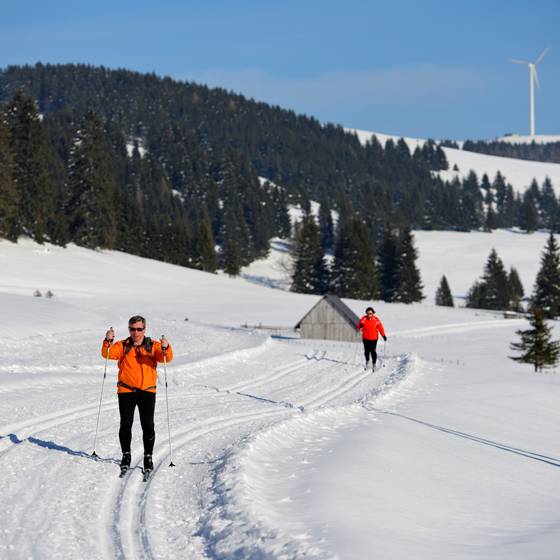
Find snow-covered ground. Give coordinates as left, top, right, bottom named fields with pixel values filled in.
left=1, top=237, right=559, bottom=559
left=349, top=128, right=560, bottom=193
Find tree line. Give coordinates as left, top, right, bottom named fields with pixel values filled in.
left=0, top=91, right=291, bottom=272
left=290, top=209, right=424, bottom=304
left=462, top=139, right=560, bottom=164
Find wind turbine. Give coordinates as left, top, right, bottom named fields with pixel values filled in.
left=510, top=47, right=549, bottom=136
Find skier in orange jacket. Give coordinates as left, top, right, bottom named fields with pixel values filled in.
left=357, top=307, right=386, bottom=370
left=102, top=315, right=173, bottom=473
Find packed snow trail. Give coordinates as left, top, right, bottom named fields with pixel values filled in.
left=0, top=319, right=401, bottom=560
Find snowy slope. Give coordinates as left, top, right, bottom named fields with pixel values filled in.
left=242, top=228, right=551, bottom=304
left=350, top=127, right=560, bottom=193
left=1, top=238, right=559, bottom=559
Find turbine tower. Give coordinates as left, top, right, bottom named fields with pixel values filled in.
left=510, top=47, right=549, bottom=136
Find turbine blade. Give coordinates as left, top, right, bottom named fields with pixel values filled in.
left=534, top=67, right=541, bottom=91
left=509, top=58, right=528, bottom=65
left=534, top=46, right=550, bottom=65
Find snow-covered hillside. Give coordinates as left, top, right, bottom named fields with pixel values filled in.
left=1, top=238, right=559, bottom=559
left=350, top=128, right=560, bottom=193
left=242, top=228, right=551, bottom=304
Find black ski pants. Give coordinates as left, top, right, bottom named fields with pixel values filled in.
left=118, top=390, right=156, bottom=455
left=362, top=338, right=378, bottom=365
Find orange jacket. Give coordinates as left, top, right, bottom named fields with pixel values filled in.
left=357, top=315, right=386, bottom=341
left=101, top=337, right=173, bottom=394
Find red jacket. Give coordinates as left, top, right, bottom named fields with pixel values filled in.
left=357, top=315, right=386, bottom=341
left=101, top=337, right=173, bottom=394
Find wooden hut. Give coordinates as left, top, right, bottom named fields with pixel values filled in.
left=295, top=294, right=360, bottom=342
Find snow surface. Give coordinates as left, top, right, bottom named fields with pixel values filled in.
left=349, top=128, right=560, bottom=193
left=1, top=236, right=559, bottom=559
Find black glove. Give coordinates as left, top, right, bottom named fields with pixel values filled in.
left=383, top=336, right=387, bottom=342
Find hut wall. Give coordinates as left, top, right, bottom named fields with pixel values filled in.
left=299, top=299, right=357, bottom=342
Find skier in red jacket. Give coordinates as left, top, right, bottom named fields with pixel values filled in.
left=357, top=307, right=387, bottom=370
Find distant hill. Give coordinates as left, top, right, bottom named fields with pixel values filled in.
left=1, top=63, right=560, bottom=279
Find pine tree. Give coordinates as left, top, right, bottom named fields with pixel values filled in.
left=222, top=239, right=242, bottom=277
left=5, top=91, right=60, bottom=243
left=519, top=191, right=539, bottom=232
left=192, top=206, right=218, bottom=272
left=466, top=249, right=510, bottom=310
left=0, top=117, right=20, bottom=241
left=291, top=214, right=328, bottom=294
left=508, top=267, right=524, bottom=312
left=378, top=228, right=399, bottom=302
left=532, top=233, right=560, bottom=318
left=435, top=275, right=454, bottom=307
left=65, top=112, right=118, bottom=249
left=330, top=215, right=378, bottom=299
left=510, top=308, right=560, bottom=372
left=394, top=228, right=424, bottom=303
left=318, top=198, right=334, bottom=252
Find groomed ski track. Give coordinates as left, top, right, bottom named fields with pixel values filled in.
left=0, top=317, right=522, bottom=559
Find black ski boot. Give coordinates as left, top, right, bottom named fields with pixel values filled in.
left=143, top=454, right=153, bottom=481
left=119, top=452, right=131, bottom=477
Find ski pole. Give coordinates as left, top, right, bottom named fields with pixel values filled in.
left=162, top=338, right=175, bottom=467
left=92, top=334, right=111, bottom=457
left=382, top=338, right=387, bottom=368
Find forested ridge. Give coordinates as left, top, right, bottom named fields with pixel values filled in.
left=0, top=63, right=558, bottom=286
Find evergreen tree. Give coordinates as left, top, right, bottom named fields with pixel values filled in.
left=465, top=280, right=487, bottom=309
left=518, top=190, right=539, bottom=233
left=466, top=249, right=510, bottom=310
left=0, top=116, right=20, bottom=241
left=330, top=215, right=378, bottom=299
left=318, top=198, right=334, bottom=252
left=510, top=308, right=560, bottom=372
left=191, top=206, right=218, bottom=272
left=378, top=228, right=399, bottom=302
left=65, top=112, right=118, bottom=249
left=222, top=238, right=242, bottom=277
left=394, top=228, right=424, bottom=303
left=435, top=275, right=454, bottom=307
left=508, top=266, right=524, bottom=312
left=5, top=91, right=60, bottom=243
left=532, top=233, right=560, bottom=318
left=291, top=214, right=328, bottom=294
left=540, top=177, right=557, bottom=230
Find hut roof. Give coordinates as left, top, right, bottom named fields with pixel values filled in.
left=295, top=294, right=360, bottom=329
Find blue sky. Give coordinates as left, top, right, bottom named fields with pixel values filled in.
left=2, top=0, right=559, bottom=140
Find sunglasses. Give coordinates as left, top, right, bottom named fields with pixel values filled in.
left=129, top=326, right=145, bottom=332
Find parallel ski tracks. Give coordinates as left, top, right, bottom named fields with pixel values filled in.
left=108, top=348, right=380, bottom=560
left=1, top=340, right=382, bottom=559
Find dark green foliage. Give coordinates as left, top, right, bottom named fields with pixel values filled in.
left=508, top=267, right=524, bottom=312
left=466, top=249, right=511, bottom=310
left=65, top=112, right=118, bottom=249
left=378, top=228, right=399, bottom=302
left=532, top=233, right=560, bottom=318
left=291, top=215, right=328, bottom=294
left=5, top=91, right=60, bottom=243
left=330, top=215, right=378, bottom=300
left=464, top=139, right=560, bottom=164
left=510, top=308, right=560, bottom=372
left=393, top=227, right=424, bottom=303
left=518, top=190, right=539, bottom=233
left=0, top=117, right=19, bottom=241
left=318, top=198, right=334, bottom=252
left=222, top=239, right=242, bottom=277
left=435, top=275, right=454, bottom=307
left=191, top=207, right=218, bottom=272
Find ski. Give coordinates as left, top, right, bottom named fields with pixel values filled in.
left=142, top=469, right=152, bottom=482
